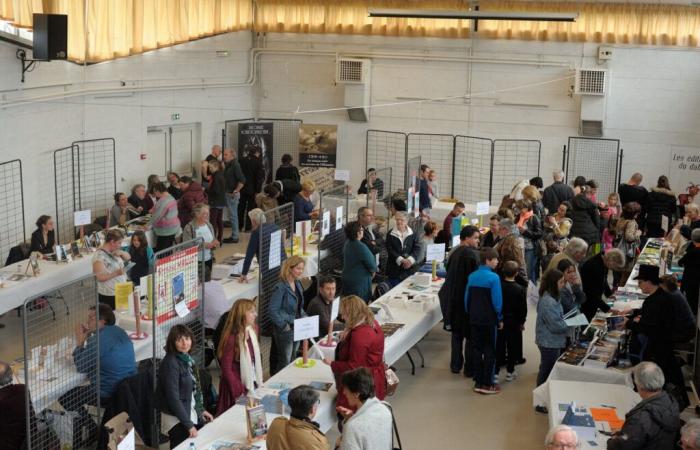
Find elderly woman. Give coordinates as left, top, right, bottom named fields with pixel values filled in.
left=546, top=237, right=588, bottom=273
left=386, top=212, right=422, bottom=286
left=93, top=229, right=131, bottom=309
left=535, top=269, right=568, bottom=387
left=149, top=182, right=181, bottom=252
left=342, top=221, right=377, bottom=302
left=269, top=256, right=306, bottom=375
left=294, top=179, right=319, bottom=223
left=30, top=215, right=55, bottom=255
left=182, top=203, right=219, bottom=274
left=579, top=248, right=626, bottom=320
left=680, top=202, right=700, bottom=240
left=545, top=425, right=579, bottom=450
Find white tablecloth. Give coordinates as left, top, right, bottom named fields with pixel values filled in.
left=533, top=362, right=633, bottom=407
left=173, top=359, right=336, bottom=450
left=547, top=380, right=640, bottom=450
left=16, top=358, right=88, bottom=412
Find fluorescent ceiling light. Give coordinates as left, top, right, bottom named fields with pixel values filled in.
left=368, top=9, right=578, bottom=22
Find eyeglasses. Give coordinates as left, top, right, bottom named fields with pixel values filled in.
left=548, top=444, right=580, bottom=450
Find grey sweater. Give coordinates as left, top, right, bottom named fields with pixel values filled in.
left=340, top=397, right=393, bottom=450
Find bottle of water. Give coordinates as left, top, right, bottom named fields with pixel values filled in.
left=189, top=442, right=196, bottom=450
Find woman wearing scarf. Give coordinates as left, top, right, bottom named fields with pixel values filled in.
left=215, top=299, right=262, bottom=416
left=516, top=200, right=543, bottom=284
left=158, top=325, right=213, bottom=448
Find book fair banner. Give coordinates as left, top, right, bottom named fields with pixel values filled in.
left=238, top=122, right=274, bottom=184
left=299, top=124, right=338, bottom=192
left=155, top=245, right=199, bottom=324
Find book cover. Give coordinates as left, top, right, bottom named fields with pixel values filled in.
left=246, top=404, right=268, bottom=440
left=309, top=381, right=333, bottom=391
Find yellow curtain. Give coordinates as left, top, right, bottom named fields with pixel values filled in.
left=0, top=0, right=252, bottom=62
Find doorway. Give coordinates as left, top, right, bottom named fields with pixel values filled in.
left=146, top=123, right=201, bottom=179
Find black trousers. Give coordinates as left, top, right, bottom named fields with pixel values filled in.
left=450, top=326, right=472, bottom=375
left=471, top=324, right=497, bottom=387
left=496, top=324, right=521, bottom=373
left=98, top=294, right=115, bottom=310
left=238, top=192, right=256, bottom=231
left=155, top=234, right=176, bottom=253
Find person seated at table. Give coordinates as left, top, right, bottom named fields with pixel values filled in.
left=322, top=296, right=386, bottom=414
left=480, top=215, right=501, bottom=249
left=658, top=275, right=696, bottom=345
left=607, top=362, right=679, bottom=450
left=60, top=304, right=136, bottom=415
left=342, top=221, right=377, bottom=303
left=416, top=221, right=438, bottom=266
left=269, top=256, right=307, bottom=375
left=127, top=230, right=153, bottom=286
left=215, top=299, right=262, bottom=416
left=30, top=215, right=55, bottom=255
left=0, top=361, right=36, bottom=450
left=335, top=368, right=392, bottom=450
left=439, top=202, right=465, bottom=247
left=357, top=168, right=384, bottom=199
left=385, top=212, right=421, bottom=287
left=306, top=276, right=344, bottom=339
left=177, top=176, right=207, bottom=226
left=158, top=325, right=214, bottom=448
left=149, top=182, right=181, bottom=252
left=294, top=179, right=320, bottom=223
left=545, top=425, right=579, bottom=450
left=93, top=229, right=131, bottom=309
left=127, top=184, right=152, bottom=216
left=109, top=192, right=131, bottom=227
left=239, top=208, right=286, bottom=283
left=181, top=203, right=219, bottom=275
left=256, top=183, right=281, bottom=212
left=267, top=385, right=329, bottom=450
left=166, top=172, right=182, bottom=199
left=535, top=269, right=568, bottom=388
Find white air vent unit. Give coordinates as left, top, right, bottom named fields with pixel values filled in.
left=336, top=58, right=371, bottom=122
left=575, top=68, right=607, bottom=96
left=575, top=68, right=609, bottom=137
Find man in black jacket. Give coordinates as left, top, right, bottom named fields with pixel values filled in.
left=542, top=170, right=574, bottom=215
left=607, top=362, right=679, bottom=450
left=580, top=249, right=625, bottom=320
left=239, top=147, right=265, bottom=231
left=619, top=173, right=648, bottom=229
left=358, top=207, right=384, bottom=260
left=439, top=225, right=480, bottom=376
left=222, top=148, right=246, bottom=244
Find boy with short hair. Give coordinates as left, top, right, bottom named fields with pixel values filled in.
left=496, top=260, right=528, bottom=382
left=465, top=248, right=503, bottom=394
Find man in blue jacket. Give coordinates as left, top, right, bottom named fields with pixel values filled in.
left=465, top=247, right=503, bottom=395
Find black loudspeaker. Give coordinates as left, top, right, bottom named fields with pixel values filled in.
left=32, top=13, right=67, bottom=60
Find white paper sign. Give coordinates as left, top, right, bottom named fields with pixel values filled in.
left=295, top=220, right=312, bottom=237
left=414, top=191, right=420, bottom=218
left=334, top=169, right=350, bottom=182
left=174, top=300, right=190, bottom=318
left=74, top=210, right=91, bottom=226
left=336, top=206, right=344, bottom=230
left=294, top=315, right=320, bottom=341
left=661, top=215, right=669, bottom=233
left=426, top=243, right=446, bottom=262
left=117, top=428, right=136, bottom=450
left=330, top=297, right=340, bottom=322
left=476, top=201, right=490, bottom=216
left=269, top=230, right=281, bottom=270
left=451, top=235, right=460, bottom=248
left=471, top=218, right=479, bottom=225
left=321, top=211, right=331, bottom=238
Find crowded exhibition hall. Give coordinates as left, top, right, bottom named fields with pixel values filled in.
left=2, top=1, right=700, bottom=449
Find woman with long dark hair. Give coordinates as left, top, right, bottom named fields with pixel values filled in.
left=30, top=215, right=55, bottom=255
left=128, top=230, right=153, bottom=286
left=535, top=269, right=568, bottom=386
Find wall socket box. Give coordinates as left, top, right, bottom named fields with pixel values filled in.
left=598, top=46, right=613, bottom=60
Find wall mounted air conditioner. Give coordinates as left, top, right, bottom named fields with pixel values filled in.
left=575, top=68, right=608, bottom=137
left=336, top=58, right=371, bottom=122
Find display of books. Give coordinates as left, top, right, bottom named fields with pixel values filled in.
left=210, top=440, right=260, bottom=450
left=380, top=322, right=405, bottom=337
left=246, top=403, right=268, bottom=441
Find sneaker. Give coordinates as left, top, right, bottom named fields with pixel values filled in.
left=222, top=237, right=239, bottom=244
left=506, top=371, right=518, bottom=382
left=479, top=385, right=501, bottom=395
left=473, top=384, right=482, bottom=393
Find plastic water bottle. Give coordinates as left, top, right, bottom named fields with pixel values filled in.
left=189, top=442, right=196, bottom=450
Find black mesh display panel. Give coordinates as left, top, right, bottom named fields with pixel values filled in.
left=491, top=140, right=541, bottom=204
left=0, top=159, right=25, bottom=264
left=366, top=130, right=407, bottom=195
left=407, top=133, right=453, bottom=201
left=566, top=137, right=622, bottom=201
left=453, top=136, right=493, bottom=204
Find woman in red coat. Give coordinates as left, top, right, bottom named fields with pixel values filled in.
left=215, top=299, right=262, bottom=416
left=322, top=295, right=386, bottom=412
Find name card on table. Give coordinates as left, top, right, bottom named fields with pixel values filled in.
left=321, top=211, right=331, bottom=238
left=476, top=201, right=490, bottom=216
left=74, top=209, right=92, bottom=226
left=334, top=169, right=350, bottom=182
left=330, top=297, right=340, bottom=322
left=294, top=315, right=320, bottom=341
left=269, top=230, right=281, bottom=270
left=426, top=243, right=446, bottom=262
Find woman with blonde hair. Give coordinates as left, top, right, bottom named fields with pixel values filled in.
left=269, top=256, right=306, bottom=374
left=322, top=295, right=386, bottom=413
left=215, top=299, right=262, bottom=416
left=522, top=185, right=545, bottom=221
left=294, top=178, right=319, bottom=223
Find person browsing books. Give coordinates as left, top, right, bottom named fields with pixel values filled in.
left=267, top=385, right=330, bottom=450
left=92, top=229, right=130, bottom=310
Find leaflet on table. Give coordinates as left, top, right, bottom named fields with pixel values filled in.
left=564, top=313, right=588, bottom=327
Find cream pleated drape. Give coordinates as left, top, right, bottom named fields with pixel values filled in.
left=1, top=0, right=700, bottom=63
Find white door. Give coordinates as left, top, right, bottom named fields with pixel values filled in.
left=145, top=128, right=168, bottom=178
left=170, top=127, right=194, bottom=177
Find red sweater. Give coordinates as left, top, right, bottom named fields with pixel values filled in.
left=331, top=320, right=386, bottom=411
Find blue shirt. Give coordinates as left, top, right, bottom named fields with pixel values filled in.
left=294, top=194, right=314, bottom=222
left=73, top=325, right=136, bottom=398
left=464, top=265, right=503, bottom=325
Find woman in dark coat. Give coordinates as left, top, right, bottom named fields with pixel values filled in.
left=579, top=249, right=626, bottom=320
left=646, top=175, right=677, bottom=238
left=30, top=215, right=55, bottom=255
left=385, top=212, right=421, bottom=286
left=568, top=188, right=601, bottom=247
left=342, top=221, right=377, bottom=302
left=275, top=154, right=301, bottom=183
left=678, top=229, right=700, bottom=314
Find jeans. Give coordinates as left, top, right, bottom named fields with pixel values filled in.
left=271, top=327, right=300, bottom=376
left=225, top=193, right=240, bottom=240
left=525, top=247, right=539, bottom=283
left=471, top=324, right=497, bottom=387
left=536, top=346, right=561, bottom=386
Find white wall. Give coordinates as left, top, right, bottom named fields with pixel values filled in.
left=2, top=29, right=700, bottom=238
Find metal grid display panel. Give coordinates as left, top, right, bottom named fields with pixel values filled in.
left=365, top=167, right=392, bottom=211
left=23, top=275, right=100, bottom=450
left=72, top=138, right=117, bottom=225
left=0, top=159, right=25, bottom=264
left=259, top=202, right=295, bottom=376
left=407, top=133, right=453, bottom=200
left=54, top=146, right=78, bottom=245
left=566, top=137, right=621, bottom=201
left=491, top=140, right=541, bottom=204
left=366, top=130, right=407, bottom=195
left=318, top=184, right=349, bottom=291
left=453, top=136, right=493, bottom=204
